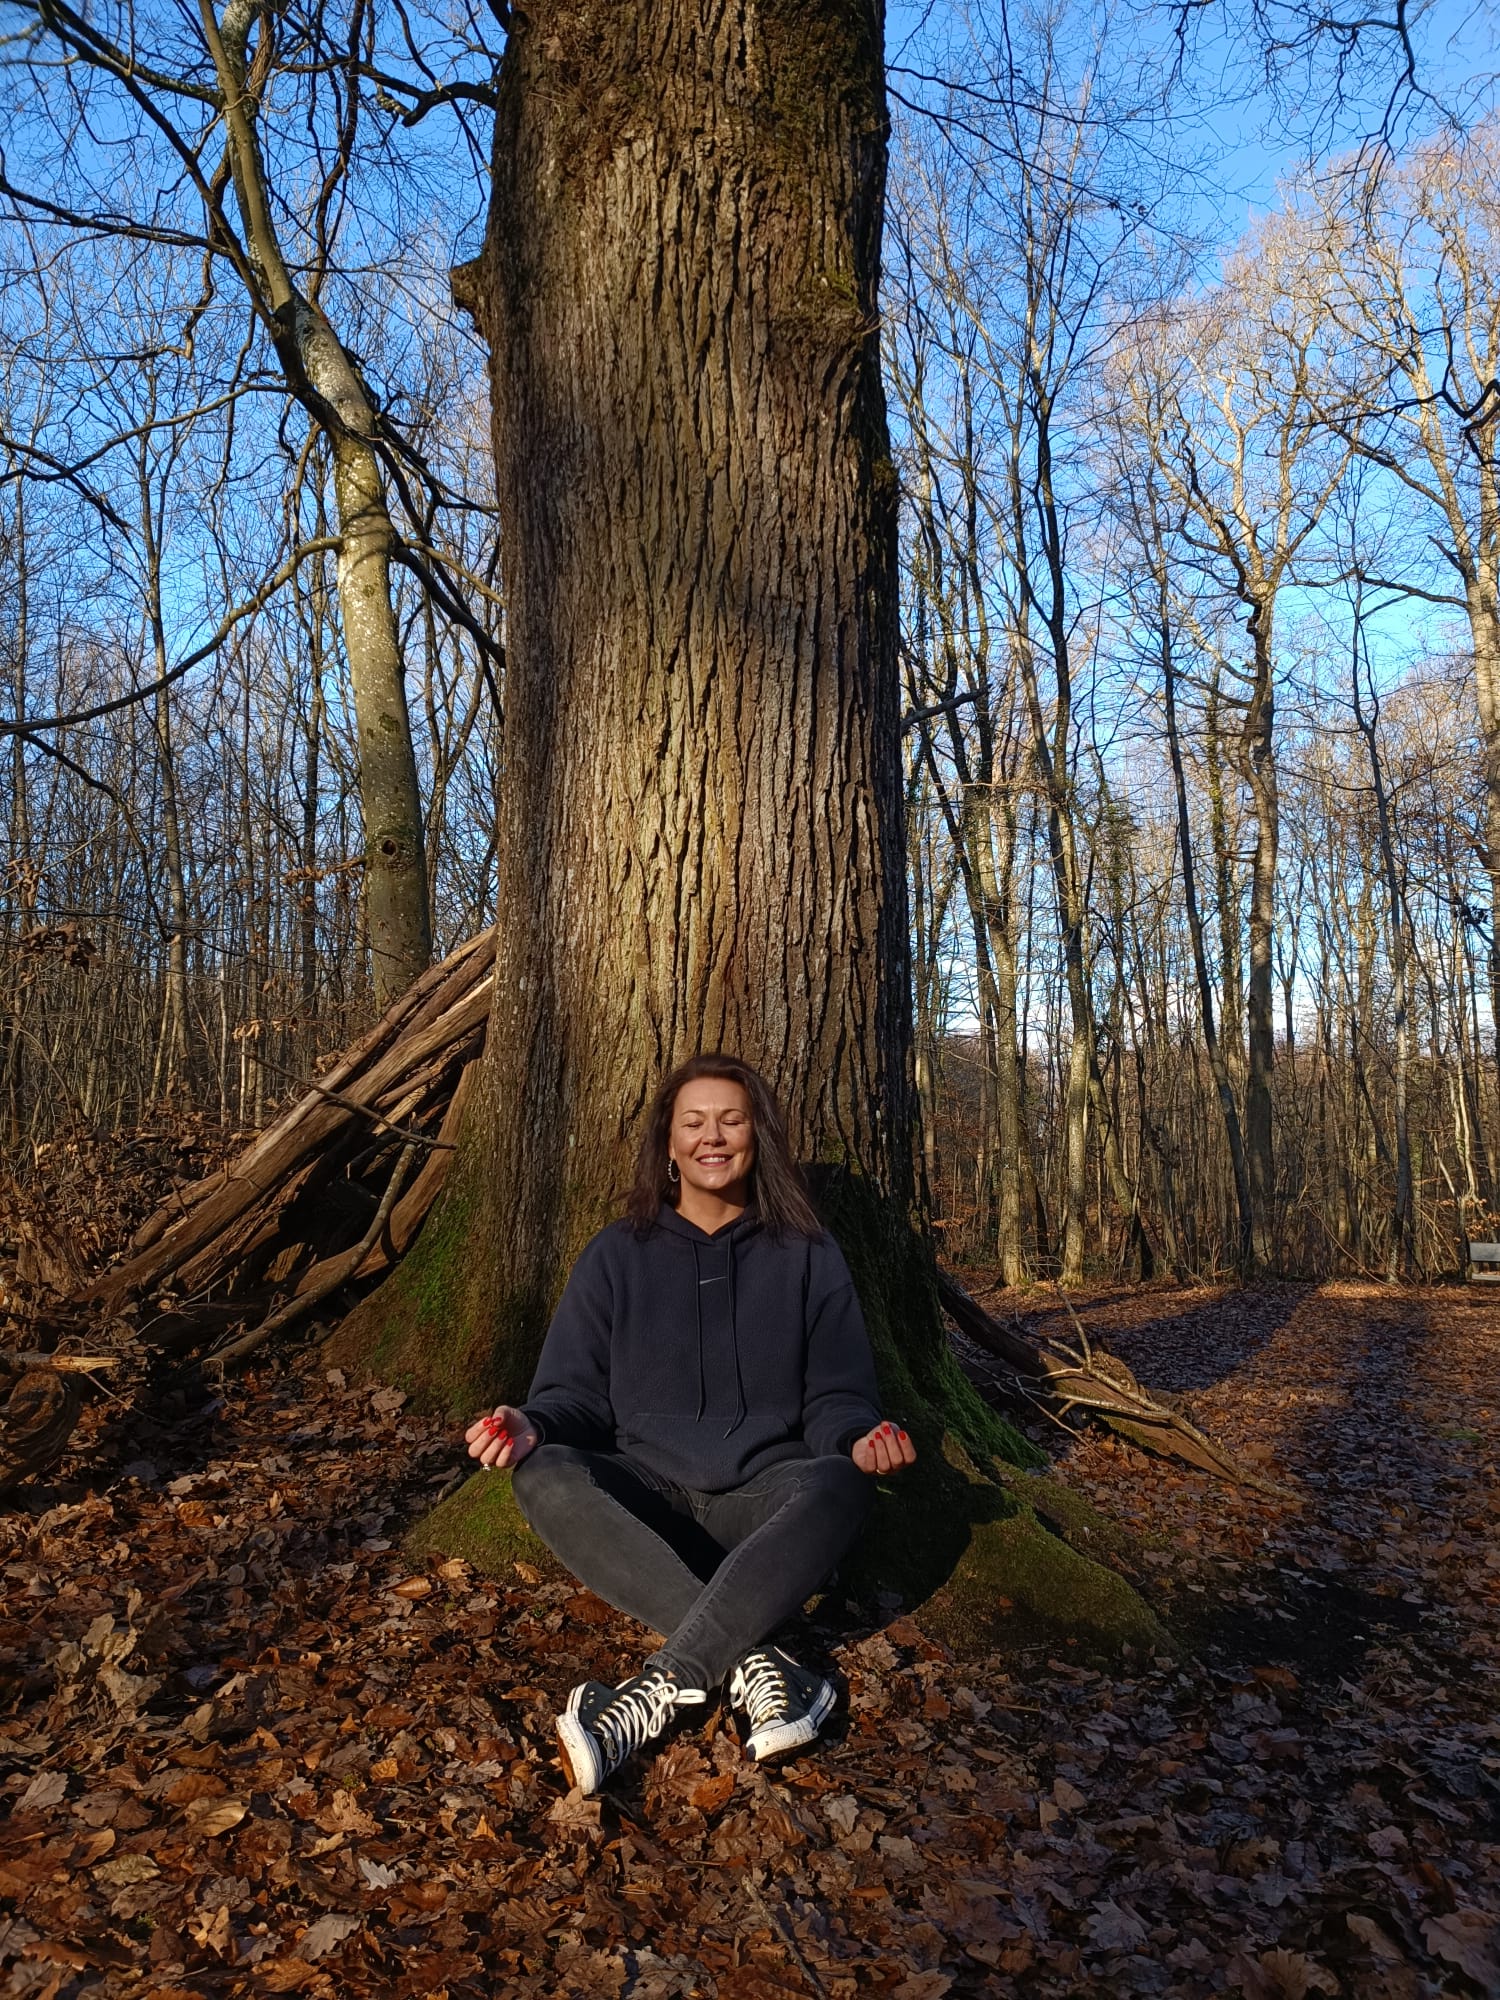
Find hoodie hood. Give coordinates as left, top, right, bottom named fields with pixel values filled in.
left=651, top=1201, right=762, bottom=1244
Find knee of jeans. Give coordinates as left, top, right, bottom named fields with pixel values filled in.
left=509, top=1442, right=587, bottom=1521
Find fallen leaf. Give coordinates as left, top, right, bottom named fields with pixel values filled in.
left=186, top=1797, right=246, bottom=1836
left=891, top=1974, right=954, bottom=2000
left=1052, top=1777, right=1086, bottom=1812
left=1229, top=1946, right=1339, bottom=1999
left=690, top=1774, right=735, bottom=1814
left=94, top=1855, right=161, bottom=1888
left=164, top=1771, right=225, bottom=1805
left=189, top=1904, right=234, bottom=1960
left=1423, top=1911, right=1500, bottom=1991
left=1087, top=1900, right=1148, bottom=1952
left=256, top=1956, right=319, bottom=1991
left=1346, top=1914, right=1402, bottom=1963
left=18, top=1769, right=68, bottom=1810
left=547, top=1790, right=603, bottom=1831
left=388, top=1577, right=432, bottom=1599
left=299, top=1912, right=361, bottom=1960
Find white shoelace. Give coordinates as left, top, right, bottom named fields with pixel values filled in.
left=595, top=1671, right=690, bottom=1762
left=736, top=1652, right=791, bottom=1729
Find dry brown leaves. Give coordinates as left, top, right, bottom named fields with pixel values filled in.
left=1, top=1120, right=237, bottom=1318
left=0, top=1276, right=1493, bottom=1997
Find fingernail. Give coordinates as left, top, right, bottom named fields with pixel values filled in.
left=898, top=1430, right=908, bottom=1439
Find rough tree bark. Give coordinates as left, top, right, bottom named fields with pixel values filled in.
left=335, top=0, right=1159, bottom=1656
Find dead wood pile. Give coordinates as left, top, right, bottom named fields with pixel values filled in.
left=81, top=929, right=494, bottom=1337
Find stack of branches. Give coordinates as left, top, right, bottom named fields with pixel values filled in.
left=79, top=931, right=495, bottom=1363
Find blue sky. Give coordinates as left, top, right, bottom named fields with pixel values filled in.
left=888, top=0, right=1496, bottom=247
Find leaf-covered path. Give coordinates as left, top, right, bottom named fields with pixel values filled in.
left=0, top=1281, right=1495, bottom=1998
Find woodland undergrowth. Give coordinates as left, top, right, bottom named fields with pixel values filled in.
left=0, top=1181, right=1496, bottom=1998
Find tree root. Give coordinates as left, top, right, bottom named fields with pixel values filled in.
left=937, top=1270, right=1292, bottom=1493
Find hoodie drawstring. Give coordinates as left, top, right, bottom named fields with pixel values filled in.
left=692, top=1241, right=706, bottom=1422
left=724, top=1231, right=746, bottom=1439
left=689, top=1228, right=746, bottom=1436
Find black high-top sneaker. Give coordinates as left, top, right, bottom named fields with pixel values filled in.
left=555, top=1666, right=708, bottom=1794
left=728, top=1645, right=837, bottom=1762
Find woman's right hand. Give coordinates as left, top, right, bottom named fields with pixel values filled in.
left=463, top=1404, right=539, bottom=1471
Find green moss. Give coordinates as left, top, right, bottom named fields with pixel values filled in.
left=758, top=0, right=885, bottom=157
left=775, top=267, right=878, bottom=358
left=998, top=1463, right=1145, bottom=1569
left=327, top=1176, right=547, bottom=1418
left=404, top=1470, right=563, bottom=1579
left=840, top=1433, right=1166, bottom=1660
left=921, top=1504, right=1165, bottom=1659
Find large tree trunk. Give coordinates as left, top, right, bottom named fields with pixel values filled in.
left=337, top=0, right=1159, bottom=1658
left=353, top=0, right=909, bottom=1371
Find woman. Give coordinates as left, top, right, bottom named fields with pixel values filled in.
left=464, top=1052, right=916, bottom=1794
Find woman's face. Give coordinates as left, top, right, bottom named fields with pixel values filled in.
left=668, top=1077, right=756, bottom=1204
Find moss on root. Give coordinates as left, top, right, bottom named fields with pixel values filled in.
left=841, top=1431, right=1166, bottom=1662
left=404, top=1470, right=563, bottom=1580
left=326, top=1179, right=548, bottom=1420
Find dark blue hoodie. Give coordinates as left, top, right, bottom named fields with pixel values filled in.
left=520, top=1203, right=883, bottom=1492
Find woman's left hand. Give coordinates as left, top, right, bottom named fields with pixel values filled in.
left=851, top=1421, right=917, bottom=1476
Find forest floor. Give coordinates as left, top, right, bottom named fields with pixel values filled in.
left=0, top=1264, right=1496, bottom=1999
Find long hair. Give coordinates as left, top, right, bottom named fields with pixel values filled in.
left=625, top=1052, right=824, bottom=1239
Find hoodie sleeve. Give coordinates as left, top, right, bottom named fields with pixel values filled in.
left=519, top=1232, right=617, bottom=1448
left=801, top=1237, right=883, bottom=1457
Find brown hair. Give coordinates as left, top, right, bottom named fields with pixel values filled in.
left=625, top=1052, right=824, bottom=1239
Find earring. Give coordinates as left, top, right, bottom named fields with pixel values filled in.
left=667, top=1159, right=680, bottom=1185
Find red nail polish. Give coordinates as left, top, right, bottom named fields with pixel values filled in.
left=898, top=1430, right=908, bottom=1440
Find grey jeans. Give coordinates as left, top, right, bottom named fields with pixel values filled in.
left=510, top=1442, right=874, bottom=1690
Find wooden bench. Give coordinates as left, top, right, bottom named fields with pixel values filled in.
left=1468, top=1241, right=1500, bottom=1282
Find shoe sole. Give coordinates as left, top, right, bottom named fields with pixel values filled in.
left=555, top=1711, right=604, bottom=1794
left=746, top=1678, right=838, bottom=1763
